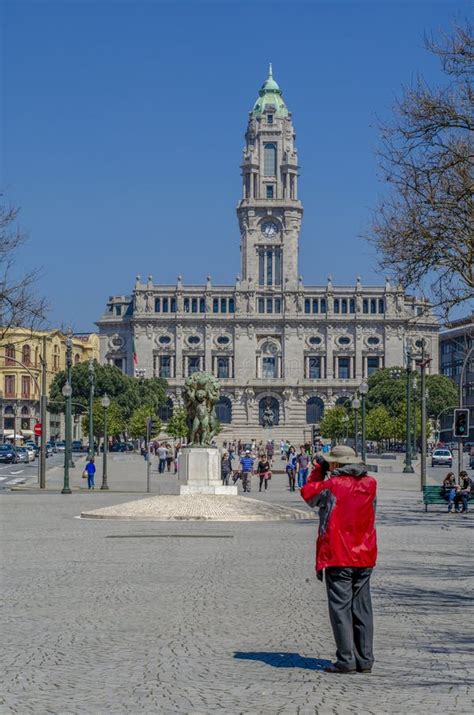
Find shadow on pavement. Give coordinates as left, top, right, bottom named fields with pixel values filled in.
left=234, top=651, right=331, bottom=670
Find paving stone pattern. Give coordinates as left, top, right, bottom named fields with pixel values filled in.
left=1, top=464, right=473, bottom=714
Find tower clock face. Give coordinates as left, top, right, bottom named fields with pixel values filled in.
left=261, top=220, right=279, bottom=237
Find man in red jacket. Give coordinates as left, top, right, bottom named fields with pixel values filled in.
left=301, top=445, right=377, bottom=674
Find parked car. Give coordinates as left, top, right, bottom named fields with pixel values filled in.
left=15, top=447, right=30, bottom=463
left=431, top=448, right=453, bottom=468
left=55, top=441, right=66, bottom=453
left=71, top=440, right=84, bottom=452
left=110, top=442, right=134, bottom=453
left=46, top=442, right=57, bottom=453
left=25, top=441, right=39, bottom=454
left=0, top=445, right=19, bottom=464
left=45, top=444, right=53, bottom=457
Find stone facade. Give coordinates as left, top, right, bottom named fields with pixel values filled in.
left=97, top=68, right=439, bottom=442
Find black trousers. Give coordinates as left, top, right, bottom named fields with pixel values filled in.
left=325, top=567, right=374, bottom=671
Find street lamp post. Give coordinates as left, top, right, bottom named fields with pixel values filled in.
left=403, top=347, right=415, bottom=474
left=100, top=393, right=110, bottom=490
left=412, top=376, right=418, bottom=460
left=342, top=415, right=349, bottom=443
left=359, top=382, right=369, bottom=463
left=61, top=382, right=72, bottom=494
left=12, top=403, right=18, bottom=447
left=65, top=334, right=75, bottom=468
left=88, top=359, right=95, bottom=458
left=352, top=396, right=360, bottom=456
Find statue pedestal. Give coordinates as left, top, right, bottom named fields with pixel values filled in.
left=179, top=447, right=238, bottom=496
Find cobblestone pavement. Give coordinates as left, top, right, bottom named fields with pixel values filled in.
left=1, top=467, right=473, bottom=714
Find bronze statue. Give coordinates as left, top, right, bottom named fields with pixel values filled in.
left=183, top=372, right=220, bottom=446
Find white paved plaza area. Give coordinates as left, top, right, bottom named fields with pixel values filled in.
left=1, top=459, right=473, bottom=714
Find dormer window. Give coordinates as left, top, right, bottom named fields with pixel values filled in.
left=267, top=114, right=273, bottom=124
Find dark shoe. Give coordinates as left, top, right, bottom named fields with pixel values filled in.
left=356, top=666, right=373, bottom=673
left=324, top=664, right=356, bottom=674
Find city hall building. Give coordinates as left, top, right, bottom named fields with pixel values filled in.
left=97, top=68, right=439, bottom=441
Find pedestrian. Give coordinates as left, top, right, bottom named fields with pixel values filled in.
left=286, top=446, right=297, bottom=491
left=157, top=443, right=167, bottom=474
left=308, top=455, right=329, bottom=483
left=174, top=443, right=180, bottom=474
left=84, top=457, right=96, bottom=490
left=221, top=451, right=232, bottom=485
left=454, top=471, right=472, bottom=513
left=240, top=449, right=255, bottom=493
left=257, top=455, right=271, bottom=491
left=166, top=443, right=174, bottom=472
left=300, top=445, right=377, bottom=674
left=441, top=471, right=457, bottom=512
left=296, top=445, right=310, bottom=488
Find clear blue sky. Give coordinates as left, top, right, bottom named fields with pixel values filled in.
left=1, top=0, right=469, bottom=332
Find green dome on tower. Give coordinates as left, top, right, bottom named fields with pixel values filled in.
left=252, top=64, right=289, bottom=118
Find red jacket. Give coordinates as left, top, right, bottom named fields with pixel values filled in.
left=307, top=462, right=325, bottom=483
left=301, top=465, right=377, bottom=574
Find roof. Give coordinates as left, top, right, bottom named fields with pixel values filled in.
left=251, top=64, right=289, bottom=118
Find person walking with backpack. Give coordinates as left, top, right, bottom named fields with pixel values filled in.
left=84, top=457, right=96, bottom=490
left=300, top=445, right=377, bottom=674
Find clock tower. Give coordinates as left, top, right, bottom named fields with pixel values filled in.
left=237, top=65, right=303, bottom=292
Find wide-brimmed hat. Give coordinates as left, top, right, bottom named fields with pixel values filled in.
left=326, top=445, right=363, bottom=465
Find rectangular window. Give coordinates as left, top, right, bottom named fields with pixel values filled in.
left=274, top=249, right=282, bottom=285
left=191, top=298, right=198, bottom=313
left=113, top=358, right=123, bottom=371
left=159, top=356, right=171, bottom=378
left=367, top=357, right=379, bottom=376
left=155, top=298, right=161, bottom=313
left=229, top=298, right=235, bottom=313
left=334, top=299, right=340, bottom=314
left=22, top=376, right=31, bottom=398
left=309, top=357, right=321, bottom=379
left=267, top=114, right=273, bottom=124
left=188, top=357, right=201, bottom=375
left=259, top=250, right=265, bottom=286
left=263, top=144, right=277, bottom=175
left=217, top=357, right=229, bottom=379
left=5, top=375, right=15, bottom=397
left=184, top=298, right=190, bottom=313
left=349, top=298, right=355, bottom=314
left=363, top=299, right=369, bottom=314
left=274, top=298, right=281, bottom=313
left=338, top=357, right=350, bottom=379
left=258, top=298, right=265, bottom=313
left=115, top=305, right=122, bottom=316
left=320, top=298, right=327, bottom=313
left=266, top=185, right=274, bottom=199
left=221, top=298, right=227, bottom=313
left=370, top=299, right=377, bottom=314
left=262, top=357, right=276, bottom=379
left=162, top=297, right=169, bottom=313
left=171, top=297, right=176, bottom=312
left=266, top=250, right=273, bottom=286
left=312, top=299, right=319, bottom=314
left=266, top=298, right=273, bottom=313
left=341, top=299, right=347, bottom=314
left=213, top=298, right=219, bottom=313
left=378, top=299, right=385, bottom=313
left=199, top=298, right=206, bottom=313
left=305, top=299, right=311, bottom=314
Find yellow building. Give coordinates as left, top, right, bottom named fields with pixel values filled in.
left=0, top=328, right=99, bottom=441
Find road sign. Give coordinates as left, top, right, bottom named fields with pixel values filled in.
left=34, top=423, right=42, bottom=436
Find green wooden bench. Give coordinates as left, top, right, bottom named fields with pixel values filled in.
left=422, top=485, right=449, bottom=512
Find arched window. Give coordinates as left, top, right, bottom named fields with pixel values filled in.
left=259, top=396, right=279, bottom=426
left=215, top=397, right=232, bottom=424
left=5, top=344, right=15, bottom=365
left=74, top=354, right=80, bottom=364
left=22, top=344, right=31, bottom=366
left=336, top=396, right=350, bottom=407
left=306, top=396, right=324, bottom=424
left=263, top=143, right=277, bottom=176
left=158, top=398, right=173, bottom=422
left=21, top=405, right=30, bottom=416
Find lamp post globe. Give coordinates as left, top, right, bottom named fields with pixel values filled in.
left=62, top=383, right=72, bottom=398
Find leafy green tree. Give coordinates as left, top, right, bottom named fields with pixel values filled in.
left=393, top=404, right=423, bottom=442
left=127, top=406, right=162, bottom=440
left=49, top=362, right=167, bottom=420
left=320, top=407, right=347, bottom=441
left=81, top=399, right=125, bottom=441
left=166, top=407, right=189, bottom=440
left=365, top=406, right=395, bottom=443
left=425, top=374, right=458, bottom=420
